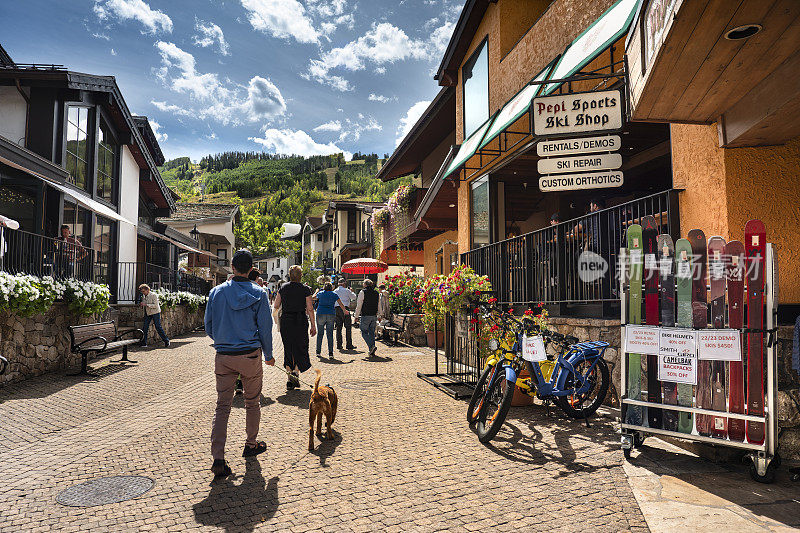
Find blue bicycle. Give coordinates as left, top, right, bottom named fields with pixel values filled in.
left=470, top=312, right=611, bottom=443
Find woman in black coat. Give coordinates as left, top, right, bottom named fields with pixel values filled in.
left=273, top=265, right=317, bottom=390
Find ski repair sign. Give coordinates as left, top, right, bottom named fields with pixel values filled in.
left=533, top=90, right=623, bottom=136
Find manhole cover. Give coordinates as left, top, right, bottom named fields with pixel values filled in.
left=339, top=380, right=385, bottom=390
left=56, top=476, right=154, bottom=507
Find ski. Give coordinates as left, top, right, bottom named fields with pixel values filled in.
left=708, top=236, right=727, bottom=439
left=689, top=229, right=710, bottom=436
left=625, top=223, right=644, bottom=426
left=675, top=238, right=693, bottom=433
left=642, top=216, right=661, bottom=428
left=745, top=220, right=766, bottom=445
left=725, top=240, right=746, bottom=442
left=658, top=234, right=677, bottom=431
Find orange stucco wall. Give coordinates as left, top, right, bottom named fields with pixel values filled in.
left=672, top=123, right=800, bottom=303
left=423, top=230, right=459, bottom=275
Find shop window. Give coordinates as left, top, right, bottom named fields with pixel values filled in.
left=317, top=234, right=323, bottom=242
left=471, top=175, right=490, bottom=248
left=347, top=210, right=356, bottom=242
left=217, top=248, right=227, bottom=260
left=93, top=215, right=116, bottom=286
left=62, top=200, right=90, bottom=244
left=65, top=106, right=90, bottom=191
left=96, top=117, right=117, bottom=204
left=463, top=40, right=489, bottom=139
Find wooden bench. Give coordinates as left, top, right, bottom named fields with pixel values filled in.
left=68, top=321, right=144, bottom=376
left=383, top=314, right=407, bottom=346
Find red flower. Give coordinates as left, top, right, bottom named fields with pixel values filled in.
left=488, top=297, right=497, bottom=304
left=524, top=309, right=534, bottom=316
left=470, top=318, right=479, bottom=324
left=473, top=308, right=479, bottom=314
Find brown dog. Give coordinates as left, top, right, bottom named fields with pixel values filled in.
left=308, top=369, right=338, bottom=451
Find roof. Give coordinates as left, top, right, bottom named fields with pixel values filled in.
left=132, top=116, right=165, bottom=166
left=434, top=0, right=492, bottom=85
left=376, top=87, right=456, bottom=182
left=306, top=216, right=322, bottom=228
left=324, top=200, right=385, bottom=222
left=0, top=65, right=174, bottom=211
left=158, top=203, right=239, bottom=223
left=0, top=44, right=13, bottom=67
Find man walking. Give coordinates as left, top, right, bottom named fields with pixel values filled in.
left=334, top=278, right=357, bottom=350
left=205, top=249, right=274, bottom=478
left=354, top=279, right=380, bottom=356
left=138, top=284, right=170, bottom=348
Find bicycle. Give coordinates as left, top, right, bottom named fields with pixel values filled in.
left=469, top=308, right=611, bottom=443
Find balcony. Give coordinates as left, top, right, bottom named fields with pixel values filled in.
left=118, top=262, right=209, bottom=302
left=462, top=190, right=679, bottom=315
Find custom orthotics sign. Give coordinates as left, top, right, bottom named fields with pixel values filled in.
left=539, top=170, right=623, bottom=192
left=536, top=135, right=621, bottom=157
left=537, top=152, right=622, bottom=174
left=533, top=90, right=623, bottom=136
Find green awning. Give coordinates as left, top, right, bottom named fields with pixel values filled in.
left=478, top=61, right=555, bottom=151
left=543, top=0, right=640, bottom=95
left=442, top=117, right=495, bottom=179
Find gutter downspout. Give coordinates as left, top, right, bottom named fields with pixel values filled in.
left=14, top=79, right=30, bottom=147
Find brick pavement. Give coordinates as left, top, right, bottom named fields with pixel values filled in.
left=0, top=329, right=648, bottom=532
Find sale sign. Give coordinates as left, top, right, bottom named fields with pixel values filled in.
left=697, top=329, right=741, bottom=361
left=522, top=335, right=547, bottom=362
left=659, top=352, right=697, bottom=384
left=624, top=325, right=659, bottom=355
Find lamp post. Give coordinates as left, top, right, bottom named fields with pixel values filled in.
left=190, top=224, right=200, bottom=241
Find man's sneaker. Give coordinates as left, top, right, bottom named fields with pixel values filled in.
left=139, top=343, right=147, bottom=348
left=346, top=345, right=356, bottom=350
left=369, top=346, right=377, bottom=356
left=164, top=340, right=171, bottom=348
left=211, top=459, right=232, bottom=477
left=235, top=378, right=243, bottom=394
left=242, top=441, right=267, bottom=457
left=329, top=353, right=334, bottom=359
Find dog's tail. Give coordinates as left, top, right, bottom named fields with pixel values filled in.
left=313, top=368, right=322, bottom=397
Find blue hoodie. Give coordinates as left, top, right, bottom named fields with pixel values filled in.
left=205, top=278, right=273, bottom=360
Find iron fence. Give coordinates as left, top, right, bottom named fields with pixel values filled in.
left=462, top=189, right=679, bottom=307
left=0, top=227, right=94, bottom=281
left=118, top=262, right=209, bottom=302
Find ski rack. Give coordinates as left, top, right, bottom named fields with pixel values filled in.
left=618, top=244, right=779, bottom=482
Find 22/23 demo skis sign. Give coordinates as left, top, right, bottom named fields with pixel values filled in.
left=533, top=90, right=623, bottom=136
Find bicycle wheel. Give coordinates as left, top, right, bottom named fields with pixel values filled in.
left=467, top=363, right=496, bottom=426
left=475, top=368, right=515, bottom=443
left=556, top=358, right=610, bottom=419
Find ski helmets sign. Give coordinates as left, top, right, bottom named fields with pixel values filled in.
left=539, top=170, right=623, bottom=192
left=536, top=135, right=621, bottom=157
left=538, top=152, right=622, bottom=174
left=533, top=89, right=623, bottom=136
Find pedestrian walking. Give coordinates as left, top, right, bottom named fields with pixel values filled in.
left=138, top=284, right=170, bottom=348
left=354, top=279, right=380, bottom=356
left=273, top=265, right=316, bottom=390
left=334, top=278, right=357, bottom=350
left=204, top=250, right=274, bottom=478
left=315, top=282, right=349, bottom=359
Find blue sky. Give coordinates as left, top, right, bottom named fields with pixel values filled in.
left=1, top=0, right=461, bottom=161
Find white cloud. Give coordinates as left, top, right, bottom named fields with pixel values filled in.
left=93, top=0, right=172, bottom=34
left=148, top=119, right=167, bottom=142
left=151, top=100, right=192, bottom=116
left=313, top=120, right=343, bottom=133
left=429, top=19, right=456, bottom=58
left=374, top=66, right=386, bottom=75
left=92, top=32, right=111, bottom=40
left=110, top=48, right=117, bottom=56
left=302, top=59, right=353, bottom=92
left=153, top=42, right=286, bottom=125
left=396, top=100, right=430, bottom=146
left=241, top=0, right=320, bottom=44
left=249, top=129, right=350, bottom=158
left=368, top=93, right=396, bottom=103
left=193, top=19, right=230, bottom=56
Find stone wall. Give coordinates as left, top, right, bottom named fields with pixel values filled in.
left=396, top=314, right=426, bottom=346
left=0, top=303, right=205, bottom=385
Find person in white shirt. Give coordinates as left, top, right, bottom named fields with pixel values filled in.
left=353, top=279, right=380, bottom=356
left=333, top=278, right=357, bottom=350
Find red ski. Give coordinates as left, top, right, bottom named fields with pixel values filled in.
left=642, top=216, right=661, bottom=429
left=725, top=240, right=746, bottom=442
left=689, top=229, right=710, bottom=436
left=745, top=220, right=766, bottom=445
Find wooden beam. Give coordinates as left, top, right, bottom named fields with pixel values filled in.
left=621, top=141, right=671, bottom=171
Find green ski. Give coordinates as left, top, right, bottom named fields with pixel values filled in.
left=625, top=224, right=644, bottom=426
left=675, top=238, right=694, bottom=433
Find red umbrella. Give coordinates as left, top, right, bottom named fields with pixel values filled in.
left=340, top=258, right=389, bottom=275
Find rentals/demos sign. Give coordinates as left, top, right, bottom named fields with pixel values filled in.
left=536, top=135, right=621, bottom=157
left=533, top=90, right=623, bottom=136
left=539, top=171, right=623, bottom=192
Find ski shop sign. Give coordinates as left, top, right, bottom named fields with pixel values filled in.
left=533, top=90, right=623, bottom=136
left=539, top=171, right=623, bottom=192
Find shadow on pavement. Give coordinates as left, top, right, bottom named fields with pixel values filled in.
left=362, top=354, right=393, bottom=362
left=625, top=440, right=800, bottom=528
left=276, top=389, right=312, bottom=408
left=232, top=394, right=275, bottom=409
left=193, top=458, right=278, bottom=532
left=316, top=355, right=355, bottom=365
left=312, top=429, right=342, bottom=467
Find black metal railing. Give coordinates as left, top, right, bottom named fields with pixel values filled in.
left=117, top=262, right=209, bottom=302
left=0, top=227, right=95, bottom=282
left=462, top=189, right=679, bottom=307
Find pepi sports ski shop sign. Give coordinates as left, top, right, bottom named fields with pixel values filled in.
left=533, top=89, right=623, bottom=137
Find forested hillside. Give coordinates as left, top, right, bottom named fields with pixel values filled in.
left=158, top=151, right=409, bottom=256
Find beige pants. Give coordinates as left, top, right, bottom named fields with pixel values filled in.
left=211, top=349, right=263, bottom=460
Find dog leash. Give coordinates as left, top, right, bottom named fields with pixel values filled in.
left=272, top=365, right=316, bottom=388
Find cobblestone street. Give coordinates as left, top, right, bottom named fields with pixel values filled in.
left=0, top=330, right=647, bottom=532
